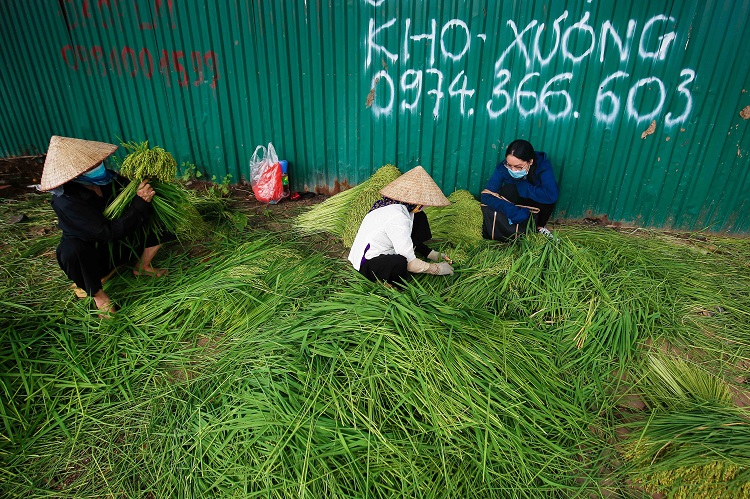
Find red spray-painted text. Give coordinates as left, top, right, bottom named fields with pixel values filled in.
left=61, top=45, right=219, bottom=89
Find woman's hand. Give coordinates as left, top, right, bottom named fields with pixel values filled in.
left=136, top=180, right=156, bottom=203
left=427, top=250, right=453, bottom=264
left=434, top=262, right=454, bottom=275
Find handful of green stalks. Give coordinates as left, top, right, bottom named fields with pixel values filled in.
left=294, top=164, right=401, bottom=247
left=104, top=141, right=208, bottom=241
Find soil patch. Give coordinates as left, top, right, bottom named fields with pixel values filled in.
left=0, top=155, right=44, bottom=198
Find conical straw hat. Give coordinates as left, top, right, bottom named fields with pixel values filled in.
left=379, top=166, right=450, bottom=207
left=39, top=136, right=118, bottom=191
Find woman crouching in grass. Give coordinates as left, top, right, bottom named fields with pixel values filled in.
left=39, top=135, right=173, bottom=317
left=348, top=165, right=454, bottom=287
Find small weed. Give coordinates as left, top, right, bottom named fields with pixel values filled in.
left=179, top=162, right=204, bottom=182
left=208, top=174, right=233, bottom=197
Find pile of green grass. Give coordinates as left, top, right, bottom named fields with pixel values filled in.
left=621, top=353, right=750, bottom=498
left=294, top=165, right=401, bottom=247
left=295, top=168, right=484, bottom=249
left=424, top=190, right=483, bottom=245
left=2, top=191, right=750, bottom=498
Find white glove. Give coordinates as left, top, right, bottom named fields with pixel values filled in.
left=427, top=250, right=452, bottom=263
left=408, top=259, right=453, bottom=275
left=435, top=261, right=454, bottom=276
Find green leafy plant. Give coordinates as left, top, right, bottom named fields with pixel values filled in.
left=208, top=173, right=233, bottom=197
left=621, top=406, right=750, bottom=498
left=424, top=190, right=483, bottom=245
left=638, top=353, right=733, bottom=410
left=179, top=161, right=204, bottom=182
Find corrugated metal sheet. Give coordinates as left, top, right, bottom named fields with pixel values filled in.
left=1, top=0, right=749, bottom=232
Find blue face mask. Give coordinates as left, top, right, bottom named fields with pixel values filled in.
left=507, top=167, right=527, bottom=179
left=75, top=163, right=115, bottom=185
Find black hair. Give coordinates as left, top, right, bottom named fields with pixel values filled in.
left=505, top=139, right=539, bottom=183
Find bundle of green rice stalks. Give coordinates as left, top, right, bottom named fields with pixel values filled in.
left=104, top=140, right=208, bottom=241
left=620, top=405, right=750, bottom=499
left=637, top=352, right=733, bottom=410
left=149, top=180, right=210, bottom=241
left=118, top=140, right=177, bottom=180
left=294, top=164, right=401, bottom=244
left=424, top=189, right=483, bottom=245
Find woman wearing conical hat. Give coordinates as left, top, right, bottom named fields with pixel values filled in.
left=348, top=166, right=454, bottom=286
left=39, top=136, right=170, bottom=317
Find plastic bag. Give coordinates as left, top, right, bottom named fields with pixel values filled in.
left=249, top=143, right=283, bottom=203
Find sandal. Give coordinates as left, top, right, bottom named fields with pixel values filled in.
left=71, top=284, right=87, bottom=299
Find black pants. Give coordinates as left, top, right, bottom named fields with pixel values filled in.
left=498, top=184, right=555, bottom=228
left=359, top=211, right=432, bottom=285
left=57, top=231, right=173, bottom=296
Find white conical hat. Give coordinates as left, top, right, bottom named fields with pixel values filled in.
left=379, top=166, right=450, bottom=207
left=39, top=136, right=118, bottom=191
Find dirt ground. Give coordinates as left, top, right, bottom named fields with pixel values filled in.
left=0, top=155, right=46, bottom=198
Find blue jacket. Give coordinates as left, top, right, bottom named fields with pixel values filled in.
left=480, top=151, right=559, bottom=223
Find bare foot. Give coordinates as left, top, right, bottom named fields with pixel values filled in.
left=97, top=303, right=117, bottom=319
left=93, top=290, right=116, bottom=319
left=133, top=265, right=168, bottom=277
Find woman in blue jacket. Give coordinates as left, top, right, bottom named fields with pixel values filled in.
left=480, top=139, right=558, bottom=238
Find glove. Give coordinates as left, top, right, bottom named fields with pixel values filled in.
left=428, top=250, right=452, bottom=263
left=435, top=261, right=454, bottom=276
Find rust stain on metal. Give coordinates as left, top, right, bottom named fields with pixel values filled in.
left=365, top=78, right=378, bottom=108
left=740, top=106, right=750, bottom=119
left=641, top=120, right=657, bottom=139
left=313, top=180, right=353, bottom=196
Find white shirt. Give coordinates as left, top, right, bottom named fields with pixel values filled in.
left=348, top=204, right=417, bottom=271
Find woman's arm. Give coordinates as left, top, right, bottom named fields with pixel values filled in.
left=53, top=194, right=151, bottom=242
left=480, top=167, right=531, bottom=223
left=516, top=161, right=559, bottom=204
left=384, top=211, right=449, bottom=274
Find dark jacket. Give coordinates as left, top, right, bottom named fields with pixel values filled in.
left=480, top=151, right=559, bottom=223
left=51, top=174, right=151, bottom=242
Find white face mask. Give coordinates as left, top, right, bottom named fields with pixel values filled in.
left=503, top=159, right=529, bottom=179
left=75, top=163, right=114, bottom=185
left=507, top=167, right=527, bottom=179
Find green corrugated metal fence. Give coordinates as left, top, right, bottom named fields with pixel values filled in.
left=1, top=0, right=749, bottom=232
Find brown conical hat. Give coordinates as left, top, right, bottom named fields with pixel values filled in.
left=39, top=136, right=118, bottom=191
left=379, top=165, right=450, bottom=207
